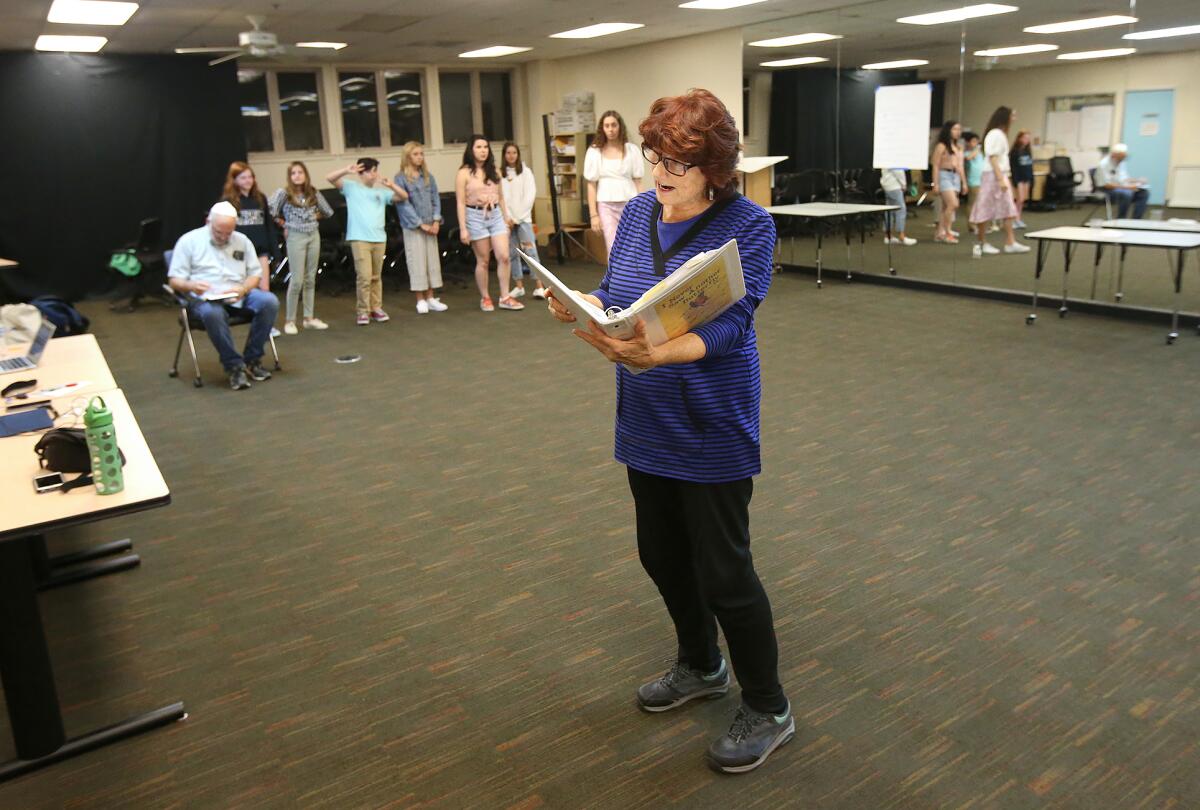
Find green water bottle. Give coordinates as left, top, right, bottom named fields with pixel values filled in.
left=84, top=396, right=124, bottom=495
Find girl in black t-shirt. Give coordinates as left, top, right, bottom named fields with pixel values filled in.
left=223, top=161, right=279, bottom=292
left=1009, top=130, right=1034, bottom=230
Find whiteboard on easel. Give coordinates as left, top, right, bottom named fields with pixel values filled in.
left=872, top=83, right=932, bottom=170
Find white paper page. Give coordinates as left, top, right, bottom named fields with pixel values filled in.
left=872, top=83, right=933, bottom=170
left=518, top=249, right=611, bottom=325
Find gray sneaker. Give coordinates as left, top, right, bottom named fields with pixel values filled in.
left=706, top=701, right=795, bottom=774
left=636, top=659, right=729, bottom=712
left=228, top=367, right=251, bottom=391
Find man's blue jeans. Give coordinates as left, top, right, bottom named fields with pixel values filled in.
left=187, top=289, right=279, bottom=371
left=1106, top=187, right=1149, bottom=219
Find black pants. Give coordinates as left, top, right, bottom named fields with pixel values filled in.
left=628, top=467, right=786, bottom=714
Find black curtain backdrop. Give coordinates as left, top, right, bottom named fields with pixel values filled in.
left=768, top=68, right=925, bottom=175
left=0, top=52, right=243, bottom=300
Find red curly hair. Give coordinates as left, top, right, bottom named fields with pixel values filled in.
left=638, top=89, right=741, bottom=196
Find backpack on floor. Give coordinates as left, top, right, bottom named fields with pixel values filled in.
left=31, top=296, right=90, bottom=337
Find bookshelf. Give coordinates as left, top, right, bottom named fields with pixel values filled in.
left=537, top=114, right=601, bottom=264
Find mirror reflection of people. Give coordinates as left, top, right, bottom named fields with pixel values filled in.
left=1095, top=143, right=1149, bottom=219
left=880, top=168, right=917, bottom=245
left=968, top=106, right=1030, bottom=257
left=931, top=121, right=966, bottom=244
left=584, top=111, right=644, bottom=254
left=1009, top=129, right=1034, bottom=229
left=545, top=89, right=793, bottom=775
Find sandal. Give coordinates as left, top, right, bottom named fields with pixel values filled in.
left=497, top=296, right=525, bottom=311
left=480, top=297, right=494, bottom=312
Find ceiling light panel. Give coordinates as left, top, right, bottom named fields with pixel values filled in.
left=760, top=56, right=829, bottom=67
left=897, top=4, right=1018, bottom=25
left=1057, top=48, right=1137, bottom=60
left=747, top=33, right=841, bottom=47
left=35, top=34, right=108, bottom=51
left=458, top=46, right=532, bottom=58
left=1024, top=15, right=1137, bottom=34
left=680, top=0, right=767, bottom=7
left=47, top=0, right=137, bottom=25
left=861, top=59, right=930, bottom=69
left=550, top=23, right=644, bottom=39
left=974, top=44, right=1058, bottom=56
left=1123, top=24, right=1200, bottom=40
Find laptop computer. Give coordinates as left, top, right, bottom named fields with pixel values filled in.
left=0, top=320, right=56, bottom=374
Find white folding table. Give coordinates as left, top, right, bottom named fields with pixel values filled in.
left=1025, top=226, right=1200, bottom=344
left=766, top=202, right=901, bottom=286
left=1097, top=219, right=1200, bottom=301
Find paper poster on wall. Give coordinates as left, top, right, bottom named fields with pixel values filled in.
left=872, top=83, right=932, bottom=170
left=1140, top=119, right=1160, bottom=137
left=1045, top=110, right=1080, bottom=151
left=1078, top=105, right=1114, bottom=149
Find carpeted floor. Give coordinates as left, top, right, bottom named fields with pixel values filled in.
left=2, top=263, right=1198, bottom=808
left=777, top=204, right=1200, bottom=316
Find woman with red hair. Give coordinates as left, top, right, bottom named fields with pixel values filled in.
left=545, top=89, right=791, bottom=774
left=222, top=161, right=279, bottom=293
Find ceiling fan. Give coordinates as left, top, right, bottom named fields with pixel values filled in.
left=175, top=15, right=291, bottom=66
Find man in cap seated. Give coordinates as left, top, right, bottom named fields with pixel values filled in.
left=1094, top=143, right=1149, bottom=219
left=168, top=201, right=280, bottom=390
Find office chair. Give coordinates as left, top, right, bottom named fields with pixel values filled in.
left=162, top=252, right=281, bottom=388
left=1085, top=168, right=1114, bottom=219
left=1042, top=157, right=1083, bottom=210
left=110, top=217, right=170, bottom=312
left=437, top=192, right=475, bottom=287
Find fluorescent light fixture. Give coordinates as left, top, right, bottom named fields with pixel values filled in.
left=296, top=41, right=347, bottom=49
left=458, top=45, right=532, bottom=57
left=1123, top=24, right=1200, bottom=40
left=47, top=0, right=138, bottom=26
left=760, top=56, right=829, bottom=67
left=1024, top=15, right=1137, bottom=34
left=861, top=59, right=929, bottom=69
left=747, top=33, right=842, bottom=47
left=549, top=23, right=644, bottom=39
left=897, top=4, right=1018, bottom=25
left=35, top=34, right=107, bottom=51
left=1057, top=47, right=1136, bottom=60
left=974, top=43, right=1058, bottom=56
left=679, top=0, right=767, bottom=8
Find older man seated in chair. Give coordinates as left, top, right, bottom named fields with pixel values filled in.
left=168, top=201, right=280, bottom=390
left=1095, top=143, right=1149, bottom=219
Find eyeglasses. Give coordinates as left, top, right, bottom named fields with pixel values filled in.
left=641, top=144, right=696, bottom=177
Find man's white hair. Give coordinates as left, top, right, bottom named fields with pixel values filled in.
left=209, top=200, right=238, bottom=219
left=1111, top=143, right=1129, bottom=154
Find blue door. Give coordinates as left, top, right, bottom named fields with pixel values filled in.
left=1120, top=90, right=1173, bottom=206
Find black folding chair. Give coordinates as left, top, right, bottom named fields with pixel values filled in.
left=164, top=281, right=281, bottom=389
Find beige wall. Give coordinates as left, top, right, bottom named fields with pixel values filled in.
left=943, top=51, right=1200, bottom=199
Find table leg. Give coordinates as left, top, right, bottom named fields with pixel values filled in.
left=1027, top=239, right=1047, bottom=324
left=0, top=536, right=185, bottom=782
left=858, top=216, right=866, bottom=274
left=1090, top=243, right=1104, bottom=300
left=1059, top=241, right=1074, bottom=318
left=1167, top=249, right=1183, bottom=345
left=30, top=534, right=140, bottom=591
left=1116, top=245, right=1128, bottom=302
left=885, top=212, right=896, bottom=275
left=844, top=219, right=853, bottom=281
left=815, top=228, right=823, bottom=289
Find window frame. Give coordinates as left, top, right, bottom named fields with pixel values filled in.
left=438, top=68, right=515, bottom=145
left=240, top=67, right=329, bottom=155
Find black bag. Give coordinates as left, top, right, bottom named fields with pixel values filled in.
left=30, top=296, right=90, bottom=337
left=34, top=428, right=125, bottom=492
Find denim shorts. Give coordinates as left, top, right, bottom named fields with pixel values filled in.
left=938, top=169, right=962, bottom=193
left=465, top=206, right=506, bottom=240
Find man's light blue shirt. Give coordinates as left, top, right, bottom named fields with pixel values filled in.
left=168, top=225, right=260, bottom=292
left=1094, top=155, right=1129, bottom=188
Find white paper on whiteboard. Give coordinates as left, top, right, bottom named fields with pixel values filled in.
left=1078, top=105, right=1113, bottom=149
left=872, top=83, right=932, bottom=170
left=1045, top=110, right=1080, bottom=150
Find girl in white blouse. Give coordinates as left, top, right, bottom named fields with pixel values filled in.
left=500, top=142, right=547, bottom=299
left=584, top=110, right=644, bottom=254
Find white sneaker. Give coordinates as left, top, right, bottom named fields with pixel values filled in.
left=988, top=223, right=1001, bottom=233
left=416, top=299, right=430, bottom=314
left=426, top=298, right=448, bottom=312
left=510, top=287, right=526, bottom=298
left=883, top=237, right=899, bottom=245
left=980, top=243, right=1000, bottom=255
left=1013, top=220, right=1027, bottom=230
left=1003, top=242, right=1031, bottom=254
left=950, top=229, right=960, bottom=238
left=283, top=321, right=298, bottom=335
left=303, top=317, right=329, bottom=330
left=899, top=237, right=917, bottom=246
left=270, top=327, right=281, bottom=338
left=972, top=244, right=983, bottom=259
left=532, top=288, right=547, bottom=300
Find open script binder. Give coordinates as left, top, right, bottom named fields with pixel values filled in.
left=518, top=238, right=745, bottom=348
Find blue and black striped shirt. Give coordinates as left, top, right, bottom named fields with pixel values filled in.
left=591, top=190, right=776, bottom=483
